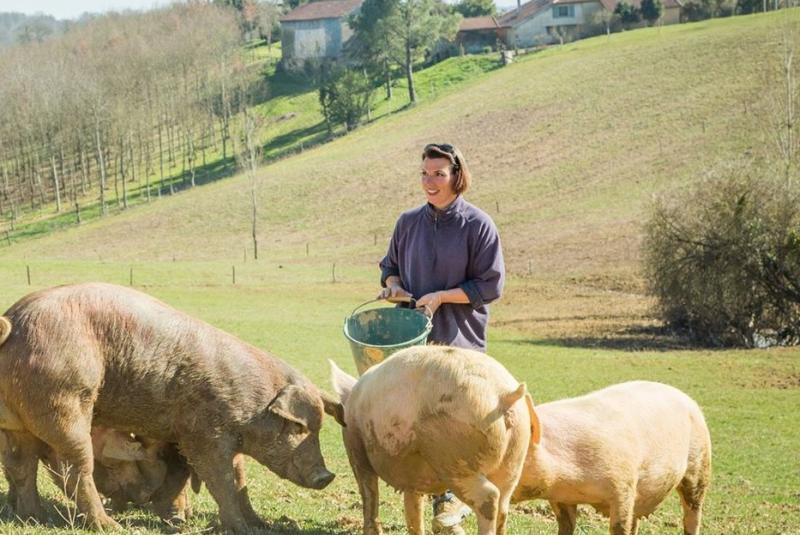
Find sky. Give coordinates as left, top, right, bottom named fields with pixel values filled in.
left=1, top=0, right=521, bottom=20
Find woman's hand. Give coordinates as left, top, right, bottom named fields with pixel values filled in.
left=416, top=292, right=444, bottom=316
left=378, top=278, right=412, bottom=300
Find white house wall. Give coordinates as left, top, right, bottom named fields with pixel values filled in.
left=509, top=1, right=602, bottom=47
left=282, top=19, right=353, bottom=61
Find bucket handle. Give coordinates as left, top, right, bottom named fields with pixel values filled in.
left=350, top=297, right=434, bottom=321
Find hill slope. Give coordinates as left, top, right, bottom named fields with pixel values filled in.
left=6, top=12, right=795, bottom=281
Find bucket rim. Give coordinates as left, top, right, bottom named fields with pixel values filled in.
left=343, top=306, right=432, bottom=349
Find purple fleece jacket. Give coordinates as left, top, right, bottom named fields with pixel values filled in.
left=379, top=195, right=505, bottom=351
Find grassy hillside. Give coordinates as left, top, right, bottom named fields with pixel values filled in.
left=0, top=11, right=799, bottom=535
left=6, top=13, right=790, bottom=275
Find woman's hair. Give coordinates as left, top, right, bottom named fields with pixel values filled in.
left=422, top=143, right=471, bottom=194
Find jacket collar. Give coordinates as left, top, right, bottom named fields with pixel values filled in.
left=425, top=195, right=465, bottom=222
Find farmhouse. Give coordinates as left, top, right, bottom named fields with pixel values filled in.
left=456, top=16, right=503, bottom=53
left=279, top=0, right=362, bottom=67
left=499, top=0, right=683, bottom=47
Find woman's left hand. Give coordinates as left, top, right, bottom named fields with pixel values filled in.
left=416, top=292, right=443, bottom=316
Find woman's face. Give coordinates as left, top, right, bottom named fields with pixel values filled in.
left=420, top=157, right=457, bottom=209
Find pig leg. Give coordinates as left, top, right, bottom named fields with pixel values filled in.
left=454, top=475, right=499, bottom=535
left=232, top=453, right=266, bottom=529
left=677, top=475, right=707, bottom=535
left=150, top=457, right=192, bottom=524
left=550, top=502, right=577, bottom=535
left=343, top=430, right=381, bottom=535
left=403, top=491, right=425, bottom=535
left=494, top=473, right=522, bottom=535
left=35, top=404, right=119, bottom=530
left=608, top=487, right=636, bottom=535
left=180, top=440, right=249, bottom=534
left=0, top=430, right=46, bottom=522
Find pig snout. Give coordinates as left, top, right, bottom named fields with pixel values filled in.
left=308, top=467, right=335, bottom=489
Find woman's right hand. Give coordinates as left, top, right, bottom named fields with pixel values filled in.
left=378, top=281, right=412, bottom=301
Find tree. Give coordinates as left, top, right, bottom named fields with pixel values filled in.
left=351, top=0, right=460, bottom=104
left=454, top=0, right=497, bottom=17
left=614, top=1, right=641, bottom=26
left=736, top=0, right=762, bottom=13
left=681, top=0, right=714, bottom=21
left=592, top=9, right=616, bottom=35
left=318, top=67, right=374, bottom=132
left=640, top=0, right=663, bottom=25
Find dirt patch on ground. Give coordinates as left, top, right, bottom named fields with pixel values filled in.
left=746, top=371, right=800, bottom=390
left=496, top=274, right=692, bottom=351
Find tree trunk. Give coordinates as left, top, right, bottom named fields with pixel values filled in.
left=384, top=58, right=393, bottom=100
left=119, top=137, right=128, bottom=209
left=95, top=121, right=108, bottom=216
left=405, top=41, right=416, bottom=104
left=50, top=153, right=62, bottom=213
left=158, top=122, right=165, bottom=195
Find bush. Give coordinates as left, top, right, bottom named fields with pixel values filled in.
left=643, top=167, right=800, bottom=347
left=614, top=1, right=641, bottom=25
left=640, top=0, right=663, bottom=25
left=681, top=0, right=714, bottom=21
left=318, top=66, right=374, bottom=132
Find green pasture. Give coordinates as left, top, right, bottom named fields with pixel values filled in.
left=1, top=9, right=799, bottom=535
left=0, top=260, right=797, bottom=534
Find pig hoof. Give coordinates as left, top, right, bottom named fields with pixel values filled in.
left=86, top=512, right=121, bottom=531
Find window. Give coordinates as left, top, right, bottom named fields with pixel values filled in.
left=552, top=5, right=575, bottom=17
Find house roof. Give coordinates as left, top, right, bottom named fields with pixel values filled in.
left=498, top=0, right=552, bottom=27
left=458, top=16, right=500, bottom=32
left=499, top=0, right=681, bottom=25
left=280, top=0, right=362, bottom=22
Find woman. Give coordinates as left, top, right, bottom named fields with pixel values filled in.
left=378, top=143, right=505, bottom=534
left=379, top=143, right=505, bottom=352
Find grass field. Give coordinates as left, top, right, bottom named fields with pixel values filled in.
left=0, top=9, right=799, bottom=535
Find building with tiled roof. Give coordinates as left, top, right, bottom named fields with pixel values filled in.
left=457, top=16, right=503, bottom=53
left=498, top=0, right=683, bottom=48
left=279, top=0, right=363, bottom=66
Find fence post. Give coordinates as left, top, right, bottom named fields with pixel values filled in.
left=26, top=265, right=31, bottom=286
left=232, top=265, right=236, bottom=285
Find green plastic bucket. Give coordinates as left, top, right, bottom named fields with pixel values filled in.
left=344, top=298, right=433, bottom=375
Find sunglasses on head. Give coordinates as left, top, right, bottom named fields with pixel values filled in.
left=424, top=143, right=460, bottom=168
left=425, top=143, right=455, bottom=153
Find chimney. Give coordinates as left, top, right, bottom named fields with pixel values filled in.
left=517, top=0, right=521, bottom=6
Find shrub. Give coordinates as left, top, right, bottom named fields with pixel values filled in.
left=640, top=0, right=663, bottom=25
left=643, top=166, right=800, bottom=347
left=318, top=66, right=374, bottom=132
left=681, top=0, right=714, bottom=21
left=614, top=1, right=641, bottom=25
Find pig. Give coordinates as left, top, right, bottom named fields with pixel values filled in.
left=0, top=425, right=191, bottom=523
left=0, top=283, right=344, bottom=532
left=330, top=345, right=539, bottom=535
left=511, top=381, right=712, bottom=535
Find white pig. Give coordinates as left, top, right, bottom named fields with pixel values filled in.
left=331, top=345, right=540, bottom=535
left=511, top=381, right=712, bottom=535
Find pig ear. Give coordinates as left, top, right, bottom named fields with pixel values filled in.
left=101, top=433, right=148, bottom=461
left=268, top=385, right=310, bottom=428
left=321, top=391, right=346, bottom=427
left=525, top=393, right=542, bottom=445
left=329, top=359, right=356, bottom=406
left=0, top=316, right=11, bottom=347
